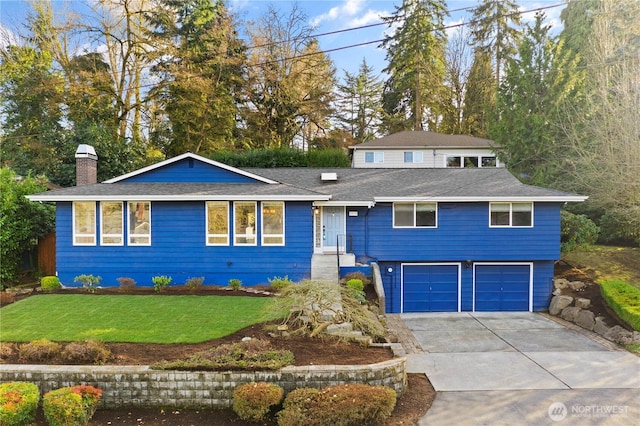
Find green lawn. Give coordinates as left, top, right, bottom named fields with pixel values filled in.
left=0, top=295, right=284, bottom=343
left=562, top=246, right=640, bottom=289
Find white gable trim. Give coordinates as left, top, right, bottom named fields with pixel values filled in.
left=375, top=196, right=588, bottom=203
left=104, top=153, right=279, bottom=184
left=28, top=194, right=331, bottom=202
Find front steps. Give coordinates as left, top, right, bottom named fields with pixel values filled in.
left=310, top=253, right=356, bottom=282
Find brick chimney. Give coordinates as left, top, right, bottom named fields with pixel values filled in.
left=75, top=144, right=98, bottom=186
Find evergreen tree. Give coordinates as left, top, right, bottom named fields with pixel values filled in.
left=461, top=49, right=494, bottom=137
left=380, top=0, right=448, bottom=132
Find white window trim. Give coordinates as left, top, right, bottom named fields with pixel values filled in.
left=73, top=201, right=96, bottom=246
left=393, top=202, right=438, bottom=228
left=234, top=201, right=257, bottom=246
left=100, top=201, right=123, bottom=246
left=489, top=202, right=534, bottom=228
left=404, top=151, right=424, bottom=164
left=365, top=151, right=384, bottom=163
left=128, top=201, right=152, bottom=246
left=261, top=201, right=285, bottom=246
left=206, top=201, right=230, bottom=246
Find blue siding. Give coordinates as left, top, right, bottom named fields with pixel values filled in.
left=56, top=201, right=312, bottom=287
left=121, top=158, right=259, bottom=183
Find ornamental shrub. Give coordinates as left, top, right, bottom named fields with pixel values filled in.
left=343, top=271, right=371, bottom=287
left=61, top=340, right=111, bottom=365
left=229, top=278, right=242, bottom=291
left=0, top=291, right=15, bottom=306
left=41, top=276, right=61, bottom=292
left=277, top=384, right=396, bottom=426
left=73, top=274, right=102, bottom=293
left=151, top=275, right=172, bottom=292
left=268, top=275, right=294, bottom=291
left=600, top=280, right=640, bottom=331
left=560, top=210, right=599, bottom=252
left=185, top=276, right=204, bottom=290
left=0, top=382, right=40, bottom=426
left=233, top=382, right=284, bottom=421
left=116, top=277, right=136, bottom=290
left=18, top=339, right=61, bottom=363
left=598, top=206, right=640, bottom=246
left=346, top=279, right=365, bottom=303
left=43, top=385, right=102, bottom=426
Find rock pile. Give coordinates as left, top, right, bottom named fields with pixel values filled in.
left=548, top=278, right=640, bottom=346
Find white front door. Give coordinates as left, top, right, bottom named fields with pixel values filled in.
left=322, top=206, right=345, bottom=253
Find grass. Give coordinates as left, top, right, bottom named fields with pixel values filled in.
left=0, top=295, right=284, bottom=343
left=562, top=245, right=640, bottom=289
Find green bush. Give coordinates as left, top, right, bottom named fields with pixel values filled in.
left=61, top=340, right=111, bottom=365
left=0, top=382, right=40, bottom=426
left=41, top=276, right=61, bottom=292
left=43, top=385, right=102, bottom=426
left=346, top=279, right=365, bottom=303
left=343, top=271, right=371, bottom=287
left=560, top=210, right=600, bottom=252
left=185, top=276, right=204, bottom=290
left=229, top=278, right=242, bottom=291
left=599, top=206, right=640, bottom=246
left=277, top=383, right=396, bottom=426
left=73, top=274, right=102, bottom=293
left=116, top=277, right=136, bottom=290
left=600, top=280, right=640, bottom=331
left=151, top=275, right=172, bottom=292
left=268, top=275, right=294, bottom=291
left=233, top=382, right=284, bottom=421
left=18, top=339, right=61, bottom=363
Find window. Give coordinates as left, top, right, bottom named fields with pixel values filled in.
left=206, top=202, right=229, bottom=245
left=128, top=201, right=151, bottom=245
left=464, top=157, right=479, bottom=168
left=364, top=152, right=384, bottom=163
left=447, top=155, right=498, bottom=168
left=446, top=156, right=461, bottom=167
left=101, top=202, right=123, bottom=245
left=404, top=151, right=424, bottom=163
left=73, top=201, right=96, bottom=245
left=262, top=202, right=285, bottom=245
left=234, top=202, right=256, bottom=245
left=490, top=202, right=533, bottom=227
left=393, top=202, right=437, bottom=228
left=481, top=156, right=497, bottom=167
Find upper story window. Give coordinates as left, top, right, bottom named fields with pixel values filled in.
left=128, top=201, right=151, bottom=245
left=490, top=202, right=533, bottom=227
left=393, top=202, right=437, bottom=228
left=206, top=201, right=229, bottom=245
left=234, top=201, right=257, bottom=245
left=73, top=201, right=96, bottom=245
left=446, top=155, right=498, bottom=168
left=404, top=151, right=424, bottom=163
left=365, top=152, right=384, bottom=164
left=262, top=202, right=285, bottom=245
left=481, top=156, right=497, bottom=167
left=100, top=202, right=123, bottom=246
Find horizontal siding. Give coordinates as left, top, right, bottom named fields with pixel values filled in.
left=352, top=148, right=499, bottom=168
left=122, top=158, right=258, bottom=183
left=56, top=202, right=312, bottom=287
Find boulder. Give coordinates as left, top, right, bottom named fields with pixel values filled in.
left=549, top=295, right=574, bottom=316
left=560, top=306, right=582, bottom=322
left=575, top=310, right=596, bottom=331
left=552, top=289, right=562, bottom=296
left=553, top=278, right=570, bottom=290
left=593, top=317, right=610, bottom=336
left=604, top=326, right=634, bottom=346
left=575, top=298, right=591, bottom=309
left=568, top=281, right=587, bottom=291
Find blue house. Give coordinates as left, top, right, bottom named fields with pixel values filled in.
left=28, top=149, right=585, bottom=313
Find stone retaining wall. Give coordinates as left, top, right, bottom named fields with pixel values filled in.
left=0, top=357, right=406, bottom=409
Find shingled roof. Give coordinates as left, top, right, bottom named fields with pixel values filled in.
left=350, top=131, right=495, bottom=149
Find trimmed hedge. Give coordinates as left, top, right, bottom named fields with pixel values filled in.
left=277, top=383, right=396, bottom=426
left=233, top=382, right=284, bottom=421
left=0, top=382, right=40, bottom=426
left=41, top=276, right=61, bottom=292
left=600, top=280, right=640, bottom=331
left=43, top=385, right=102, bottom=426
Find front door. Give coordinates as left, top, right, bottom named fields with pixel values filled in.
left=322, top=206, right=345, bottom=253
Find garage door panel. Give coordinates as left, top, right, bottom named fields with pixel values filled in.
left=403, top=264, right=459, bottom=312
left=475, top=265, right=530, bottom=312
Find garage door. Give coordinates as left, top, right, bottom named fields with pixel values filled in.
left=403, top=264, right=459, bottom=312
left=475, top=264, right=531, bottom=311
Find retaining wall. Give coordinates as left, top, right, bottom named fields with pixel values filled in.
left=0, top=357, right=406, bottom=409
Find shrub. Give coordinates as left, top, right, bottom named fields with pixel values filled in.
left=73, top=274, right=102, bottom=293
left=560, top=210, right=600, bottom=252
left=116, top=277, right=136, bottom=290
left=229, top=278, right=242, bottom=291
left=18, top=339, right=61, bottom=363
left=0, top=382, right=40, bottom=426
left=0, top=291, right=15, bottom=306
left=233, top=382, right=284, bottom=421
left=61, top=340, right=111, bottom=365
left=346, top=279, right=365, bottom=303
left=0, top=342, right=15, bottom=361
left=599, top=206, right=640, bottom=246
left=43, top=385, right=102, bottom=426
left=277, top=383, right=396, bottom=426
left=185, top=276, right=204, bottom=290
left=152, top=275, right=172, bottom=292
left=41, top=276, right=62, bottom=292
left=600, top=280, right=640, bottom=331
left=268, top=275, right=294, bottom=291
left=343, top=271, right=371, bottom=287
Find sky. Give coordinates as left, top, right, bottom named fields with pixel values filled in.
left=0, top=0, right=565, bottom=78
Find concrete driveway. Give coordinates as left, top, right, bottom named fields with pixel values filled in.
left=400, top=312, right=640, bottom=425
